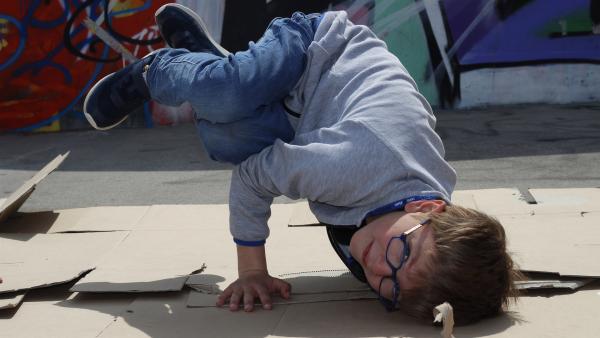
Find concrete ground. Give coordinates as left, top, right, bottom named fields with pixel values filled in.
left=1, top=104, right=599, bottom=212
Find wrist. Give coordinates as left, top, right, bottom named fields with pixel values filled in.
left=236, top=245, right=268, bottom=275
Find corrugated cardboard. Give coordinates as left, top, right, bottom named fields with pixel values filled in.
left=97, top=291, right=289, bottom=338
left=2, top=188, right=600, bottom=336
left=454, top=287, right=600, bottom=337
left=529, top=188, right=600, bottom=213
left=465, top=187, right=600, bottom=216
left=0, top=206, right=150, bottom=233
left=187, top=270, right=374, bottom=308
left=187, top=289, right=376, bottom=307
left=0, top=293, right=133, bottom=338
left=71, top=229, right=220, bottom=293
left=269, top=287, right=600, bottom=338
left=135, top=204, right=229, bottom=230
left=288, top=201, right=319, bottom=227
left=0, top=152, right=69, bottom=224
left=0, top=292, right=25, bottom=310
left=500, top=211, right=600, bottom=276
left=0, top=232, right=127, bottom=293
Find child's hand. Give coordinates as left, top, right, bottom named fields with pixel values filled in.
left=216, top=269, right=291, bottom=312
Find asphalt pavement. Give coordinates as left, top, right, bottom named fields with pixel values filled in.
left=1, top=104, right=599, bottom=212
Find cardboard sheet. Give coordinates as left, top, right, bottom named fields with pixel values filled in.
left=464, top=187, right=600, bottom=216
left=187, top=269, right=374, bottom=308
left=270, top=299, right=443, bottom=338
left=465, top=188, right=535, bottom=215
left=0, top=293, right=133, bottom=338
left=449, top=190, right=478, bottom=209
left=455, top=288, right=600, bottom=337
left=500, top=212, right=600, bottom=277
left=0, top=152, right=69, bottom=224
left=529, top=188, right=600, bottom=213
left=269, top=288, right=600, bottom=338
left=97, top=291, right=289, bottom=338
left=135, top=204, right=229, bottom=230
left=0, top=206, right=150, bottom=233
left=187, top=289, right=376, bottom=307
left=288, top=201, right=319, bottom=227
left=71, top=229, right=225, bottom=292
left=0, top=292, right=25, bottom=310
left=0, top=231, right=127, bottom=293
left=277, top=270, right=370, bottom=294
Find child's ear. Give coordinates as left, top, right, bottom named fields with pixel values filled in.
left=405, top=200, right=446, bottom=213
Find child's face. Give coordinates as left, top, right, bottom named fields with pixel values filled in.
left=349, top=200, right=445, bottom=298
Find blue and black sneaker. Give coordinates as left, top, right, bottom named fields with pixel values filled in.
left=155, top=3, right=230, bottom=56
left=83, top=52, right=156, bottom=130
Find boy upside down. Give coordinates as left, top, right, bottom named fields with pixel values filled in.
left=84, top=3, right=520, bottom=325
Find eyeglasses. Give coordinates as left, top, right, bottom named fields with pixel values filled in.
left=377, top=219, right=429, bottom=311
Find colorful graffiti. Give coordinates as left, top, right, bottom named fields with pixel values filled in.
left=360, top=0, right=600, bottom=107
left=234, top=0, right=600, bottom=108
left=1, top=0, right=599, bottom=132
left=0, top=0, right=167, bottom=132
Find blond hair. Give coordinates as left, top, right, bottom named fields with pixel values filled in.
left=398, top=205, right=522, bottom=325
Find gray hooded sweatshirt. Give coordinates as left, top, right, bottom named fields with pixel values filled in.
left=229, top=11, right=456, bottom=245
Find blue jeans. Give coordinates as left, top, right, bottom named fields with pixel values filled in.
left=146, top=12, right=322, bottom=164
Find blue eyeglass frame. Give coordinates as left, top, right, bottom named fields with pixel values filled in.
left=377, top=219, right=430, bottom=311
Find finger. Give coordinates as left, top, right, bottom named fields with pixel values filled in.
left=274, top=279, right=292, bottom=299
left=256, top=286, right=272, bottom=310
left=216, top=287, right=233, bottom=307
left=229, top=290, right=242, bottom=311
left=243, top=288, right=256, bottom=312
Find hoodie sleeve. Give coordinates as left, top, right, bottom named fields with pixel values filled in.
left=228, top=120, right=401, bottom=245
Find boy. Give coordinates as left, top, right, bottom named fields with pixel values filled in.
left=84, top=4, right=519, bottom=325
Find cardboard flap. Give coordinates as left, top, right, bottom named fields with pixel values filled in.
left=501, top=212, right=600, bottom=277
left=0, top=293, right=133, bottom=337
left=0, top=152, right=69, bottom=224
left=71, top=230, right=213, bottom=293
left=186, top=269, right=374, bottom=308
left=0, top=231, right=127, bottom=293
left=0, top=206, right=150, bottom=234
left=0, top=292, right=26, bottom=310
left=187, top=289, right=376, bottom=308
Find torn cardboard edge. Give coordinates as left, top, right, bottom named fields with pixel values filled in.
left=70, top=229, right=213, bottom=293
left=0, top=152, right=69, bottom=224
left=0, top=206, right=151, bottom=234
left=0, top=231, right=128, bottom=294
left=0, top=292, right=26, bottom=310
left=0, top=269, right=93, bottom=295
left=516, top=272, right=595, bottom=291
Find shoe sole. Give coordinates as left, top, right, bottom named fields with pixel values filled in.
left=83, top=72, right=129, bottom=131
left=155, top=3, right=230, bottom=56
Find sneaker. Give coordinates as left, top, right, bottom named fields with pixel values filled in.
left=84, top=52, right=156, bottom=130
left=155, top=3, right=230, bottom=56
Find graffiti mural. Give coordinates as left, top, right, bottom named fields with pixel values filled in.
left=0, top=0, right=167, bottom=132
left=266, top=0, right=600, bottom=108
left=1, top=0, right=599, bottom=132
